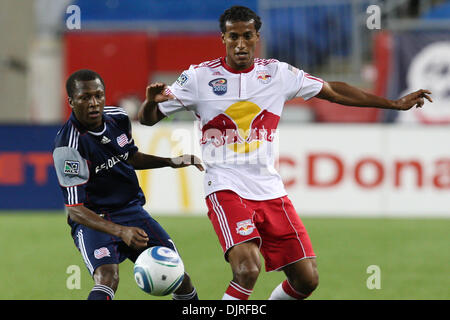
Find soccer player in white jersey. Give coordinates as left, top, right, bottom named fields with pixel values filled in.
left=138, top=6, right=432, bottom=300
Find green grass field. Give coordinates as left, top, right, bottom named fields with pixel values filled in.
left=0, top=212, right=448, bottom=300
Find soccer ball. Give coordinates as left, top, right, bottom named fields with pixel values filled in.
left=133, top=246, right=185, bottom=296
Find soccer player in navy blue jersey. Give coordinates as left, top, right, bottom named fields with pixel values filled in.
left=53, top=69, right=203, bottom=300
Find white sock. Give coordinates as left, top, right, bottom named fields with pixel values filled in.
left=269, top=283, right=295, bottom=300
left=222, top=293, right=240, bottom=300
left=269, top=280, right=309, bottom=300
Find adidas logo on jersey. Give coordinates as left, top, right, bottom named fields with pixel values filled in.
left=101, top=136, right=111, bottom=144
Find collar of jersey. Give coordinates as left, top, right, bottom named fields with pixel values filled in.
left=70, top=112, right=106, bottom=135
left=220, top=57, right=255, bottom=74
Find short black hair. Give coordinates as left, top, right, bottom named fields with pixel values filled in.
left=219, top=6, right=262, bottom=33
left=66, top=69, right=105, bottom=98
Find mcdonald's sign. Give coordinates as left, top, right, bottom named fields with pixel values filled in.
left=132, top=123, right=206, bottom=215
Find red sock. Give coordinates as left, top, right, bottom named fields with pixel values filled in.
left=223, top=281, right=253, bottom=300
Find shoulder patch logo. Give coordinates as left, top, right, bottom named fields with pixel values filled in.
left=64, top=160, right=80, bottom=175
left=176, top=72, right=189, bottom=87
left=208, top=78, right=227, bottom=95
left=287, top=64, right=300, bottom=76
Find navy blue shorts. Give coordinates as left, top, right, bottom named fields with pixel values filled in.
left=69, top=205, right=177, bottom=276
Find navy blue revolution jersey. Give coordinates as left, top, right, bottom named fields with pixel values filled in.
left=53, top=106, right=145, bottom=213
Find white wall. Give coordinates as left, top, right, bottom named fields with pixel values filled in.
left=132, top=123, right=450, bottom=217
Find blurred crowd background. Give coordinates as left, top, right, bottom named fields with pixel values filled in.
left=1, top=0, right=449, bottom=125
left=0, top=0, right=449, bottom=213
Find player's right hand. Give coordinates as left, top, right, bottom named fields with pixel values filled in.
left=145, top=83, right=174, bottom=104
left=120, top=226, right=149, bottom=250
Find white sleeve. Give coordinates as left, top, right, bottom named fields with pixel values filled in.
left=158, top=66, right=197, bottom=116
left=280, top=62, right=324, bottom=101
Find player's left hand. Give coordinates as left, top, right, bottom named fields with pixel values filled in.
left=169, top=154, right=205, bottom=172
left=394, top=89, right=433, bottom=110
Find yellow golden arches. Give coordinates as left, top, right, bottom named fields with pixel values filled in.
left=135, top=128, right=191, bottom=212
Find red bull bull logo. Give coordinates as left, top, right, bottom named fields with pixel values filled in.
left=200, top=101, right=280, bottom=154
left=257, top=71, right=272, bottom=84
left=236, top=219, right=256, bottom=236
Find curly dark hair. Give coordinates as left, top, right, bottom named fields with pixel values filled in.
left=66, top=69, right=105, bottom=98
left=219, top=5, right=262, bottom=33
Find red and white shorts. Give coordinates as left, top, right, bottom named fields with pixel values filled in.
left=206, top=190, right=316, bottom=272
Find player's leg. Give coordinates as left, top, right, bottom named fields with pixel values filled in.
left=129, top=212, right=198, bottom=300
left=269, top=258, right=319, bottom=300
left=206, top=190, right=262, bottom=300
left=71, top=224, right=121, bottom=300
left=88, top=263, right=119, bottom=300
left=254, top=195, right=318, bottom=300
left=224, top=239, right=262, bottom=300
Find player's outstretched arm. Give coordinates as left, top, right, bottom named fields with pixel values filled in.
left=316, top=81, right=432, bottom=111
left=128, top=152, right=204, bottom=172
left=138, top=83, right=172, bottom=126
left=67, top=205, right=149, bottom=249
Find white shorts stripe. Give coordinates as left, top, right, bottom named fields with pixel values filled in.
left=212, top=193, right=234, bottom=249
left=281, top=197, right=306, bottom=257
left=209, top=194, right=233, bottom=249
left=209, top=194, right=230, bottom=248
left=77, top=230, right=94, bottom=275
left=213, top=194, right=234, bottom=247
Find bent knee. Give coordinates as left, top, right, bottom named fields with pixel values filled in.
left=228, top=242, right=262, bottom=288
left=293, top=271, right=319, bottom=295
left=233, top=262, right=261, bottom=285
left=304, top=272, right=319, bottom=293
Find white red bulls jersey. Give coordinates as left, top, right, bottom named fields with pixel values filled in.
left=158, top=57, right=323, bottom=200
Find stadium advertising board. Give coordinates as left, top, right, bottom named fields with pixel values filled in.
left=133, top=123, right=450, bottom=217
left=1, top=124, right=448, bottom=216
left=0, top=125, right=62, bottom=209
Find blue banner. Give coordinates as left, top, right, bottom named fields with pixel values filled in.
left=0, top=125, right=64, bottom=210
left=385, top=31, right=450, bottom=124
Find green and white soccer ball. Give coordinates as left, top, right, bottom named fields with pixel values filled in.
left=133, top=246, right=185, bottom=296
